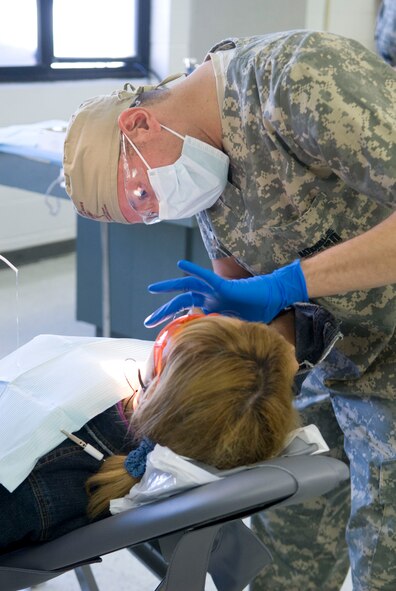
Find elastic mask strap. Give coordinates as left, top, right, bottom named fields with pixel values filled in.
left=123, top=134, right=151, bottom=170
left=160, top=124, right=185, bottom=141
left=123, top=124, right=184, bottom=170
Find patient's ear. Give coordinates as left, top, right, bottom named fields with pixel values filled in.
left=118, top=108, right=161, bottom=143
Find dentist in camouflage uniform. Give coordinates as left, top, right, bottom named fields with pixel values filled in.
left=64, top=30, right=396, bottom=591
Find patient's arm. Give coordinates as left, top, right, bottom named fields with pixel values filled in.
left=269, top=311, right=295, bottom=345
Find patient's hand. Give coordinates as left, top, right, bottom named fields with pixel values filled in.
left=269, top=310, right=295, bottom=346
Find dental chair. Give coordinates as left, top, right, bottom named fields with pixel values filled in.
left=0, top=454, right=349, bottom=591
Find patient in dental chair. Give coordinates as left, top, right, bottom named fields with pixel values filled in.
left=0, top=306, right=339, bottom=553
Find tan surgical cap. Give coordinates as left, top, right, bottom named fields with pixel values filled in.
left=63, top=83, right=157, bottom=223
left=63, top=75, right=184, bottom=223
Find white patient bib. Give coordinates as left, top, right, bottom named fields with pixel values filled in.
left=110, top=425, right=330, bottom=513
left=0, top=334, right=153, bottom=492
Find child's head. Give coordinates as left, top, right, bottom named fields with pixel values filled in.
left=87, top=314, right=299, bottom=516
left=132, top=314, right=299, bottom=468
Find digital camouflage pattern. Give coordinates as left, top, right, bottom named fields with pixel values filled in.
left=197, top=31, right=396, bottom=399
left=252, top=392, right=351, bottom=591
left=251, top=372, right=396, bottom=590
left=195, top=31, right=396, bottom=590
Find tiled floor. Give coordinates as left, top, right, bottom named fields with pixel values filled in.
left=29, top=550, right=160, bottom=591
left=0, top=250, right=352, bottom=590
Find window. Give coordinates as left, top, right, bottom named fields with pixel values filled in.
left=0, top=0, right=151, bottom=82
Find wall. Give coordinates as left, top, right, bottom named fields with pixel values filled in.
left=306, top=0, right=378, bottom=49
left=188, top=0, right=307, bottom=62
left=151, top=0, right=378, bottom=76
left=0, top=0, right=379, bottom=253
left=151, top=0, right=307, bottom=76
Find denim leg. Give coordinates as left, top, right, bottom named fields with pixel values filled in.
left=250, top=369, right=350, bottom=591
left=0, top=478, right=42, bottom=552
left=0, top=405, right=135, bottom=552
left=331, top=395, right=396, bottom=591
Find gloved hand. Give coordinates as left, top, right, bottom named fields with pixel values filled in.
left=144, top=259, right=309, bottom=327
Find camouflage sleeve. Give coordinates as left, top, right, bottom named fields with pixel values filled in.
left=271, top=33, right=396, bottom=208
left=195, top=210, right=224, bottom=259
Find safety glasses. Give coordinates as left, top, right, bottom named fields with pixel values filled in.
left=128, top=312, right=217, bottom=411
left=119, top=134, right=160, bottom=224
left=153, top=313, right=209, bottom=376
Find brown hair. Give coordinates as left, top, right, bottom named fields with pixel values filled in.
left=86, top=316, right=299, bottom=517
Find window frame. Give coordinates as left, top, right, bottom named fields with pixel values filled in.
left=0, top=0, right=151, bottom=83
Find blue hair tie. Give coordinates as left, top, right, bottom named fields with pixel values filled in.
left=124, top=437, right=155, bottom=478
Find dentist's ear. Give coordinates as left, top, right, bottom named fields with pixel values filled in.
left=118, top=108, right=161, bottom=142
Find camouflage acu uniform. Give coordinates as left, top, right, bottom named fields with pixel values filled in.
left=196, top=31, right=396, bottom=590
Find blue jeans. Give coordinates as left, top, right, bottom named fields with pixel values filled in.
left=0, top=405, right=134, bottom=553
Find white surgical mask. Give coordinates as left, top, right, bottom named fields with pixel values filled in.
left=124, top=125, right=229, bottom=221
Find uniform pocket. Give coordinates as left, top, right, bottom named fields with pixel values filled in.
left=379, top=459, right=396, bottom=505
left=267, top=192, right=362, bottom=265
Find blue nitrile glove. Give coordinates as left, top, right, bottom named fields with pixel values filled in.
left=144, top=259, right=309, bottom=327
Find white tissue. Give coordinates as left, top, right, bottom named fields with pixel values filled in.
left=110, top=425, right=330, bottom=513
left=0, top=334, right=153, bottom=492
left=110, top=445, right=221, bottom=514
